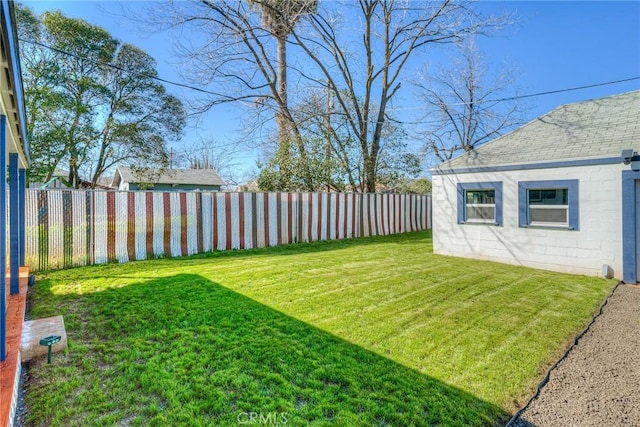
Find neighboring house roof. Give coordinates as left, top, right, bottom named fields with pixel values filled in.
left=434, top=90, right=640, bottom=172
left=97, top=175, right=113, bottom=188
left=37, top=169, right=99, bottom=189
left=113, top=167, right=225, bottom=188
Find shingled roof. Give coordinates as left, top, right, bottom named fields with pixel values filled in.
left=113, top=166, right=225, bottom=188
left=433, top=90, right=640, bottom=172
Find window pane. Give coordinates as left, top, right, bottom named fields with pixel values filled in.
left=467, top=205, right=495, bottom=221
left=528, top=188, right=569, bottom=225
left=466, top=190, right=495, bottom=204
left=465, top=189, right=495, bottom=221
left=529, top=188, right=568, bottom=205
left=530, top=207, right=568, bottom=223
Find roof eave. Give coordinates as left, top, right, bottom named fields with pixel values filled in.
left=1, top=1, right=30, bottom=168
left=431, top=155, right=624, bottom=175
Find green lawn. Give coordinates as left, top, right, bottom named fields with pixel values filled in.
left=25, top=231, right=615, bottom=426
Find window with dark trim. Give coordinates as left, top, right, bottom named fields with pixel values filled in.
left=457, top=182, right=503, bottom=226
left=518, top=180, right=579, bottom=230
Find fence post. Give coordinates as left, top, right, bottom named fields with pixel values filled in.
left=86, top=190, right=93, bottom=266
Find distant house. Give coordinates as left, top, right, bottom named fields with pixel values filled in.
left=431, top=91, right=640, bottom=283
left=112, top=166, right=225, bottom=191
left=32, top=169, right=111, bottom=189
left=30, top=169, right=69, bottom=189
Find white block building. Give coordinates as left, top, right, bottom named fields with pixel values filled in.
left=431, top=91, right=640, bottom=282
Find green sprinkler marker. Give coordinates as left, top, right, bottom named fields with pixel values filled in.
left=39, top=335, right=61, bottom=364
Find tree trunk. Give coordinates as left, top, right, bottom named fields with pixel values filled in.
left=325, top=80, right=332, bottom=191
left=274, top=35, right=314, bottom=191
left=363, top=150, right=377, bottom=193
left=275, top=35, right=292, bottom=189
left=275, top=38, right=287, bottom=144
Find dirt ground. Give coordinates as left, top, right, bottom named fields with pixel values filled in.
left=514, top=284, right=640, bottom=427
left=12, top=363, right=28, bottom=427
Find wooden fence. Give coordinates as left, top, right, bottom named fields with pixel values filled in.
left=25, top=189, right=431, bottom=271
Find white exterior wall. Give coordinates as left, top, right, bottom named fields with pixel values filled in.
left=432, top=163, right=624, bottom=278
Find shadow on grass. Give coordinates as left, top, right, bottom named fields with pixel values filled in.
left=26, top=272, right=508, bottom=426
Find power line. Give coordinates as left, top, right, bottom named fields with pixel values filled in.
left=389, top=76, right=640, bottom=111
left=19, top=38, right=228, bottom=98
left=21, top=37, right=640, bottom=110
left=461, top=77, right=640, bottom=105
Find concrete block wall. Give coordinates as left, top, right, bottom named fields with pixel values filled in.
left=432, top=163, right=624, bottom=278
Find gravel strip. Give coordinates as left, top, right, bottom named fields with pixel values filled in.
left=515, top=284, right=640, bottom=427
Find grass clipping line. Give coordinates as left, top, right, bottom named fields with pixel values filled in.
left=506, top=280, right=624, bottom=427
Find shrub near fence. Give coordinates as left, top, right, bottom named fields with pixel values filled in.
left=25, top=189, right=432, bottom=271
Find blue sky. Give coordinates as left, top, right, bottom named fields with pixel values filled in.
left=22, top=1, right=640, bottom=181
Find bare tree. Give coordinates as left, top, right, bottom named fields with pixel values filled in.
left=291, top=0, right=503, bottom=192
left=414, top=38, right=525, bottom=162
left=143, top=0, right=317, bottom=190
left=248, top=0, right=317, bottom=179
left=139, top=0, right=506, bottom=191
left=286, top=87, right=420, bottom=192
left=287, top=88, right=361, bottom=191
left=177, top=137, right=244, bottom=186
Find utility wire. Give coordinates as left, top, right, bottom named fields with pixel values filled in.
left=396, top=76, right=640, bottom=110
left=19, top=38, right=227, bottom=98
left=489, top=77, right=640, bottom=102
left=20, top=37, right=640, bottom=109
